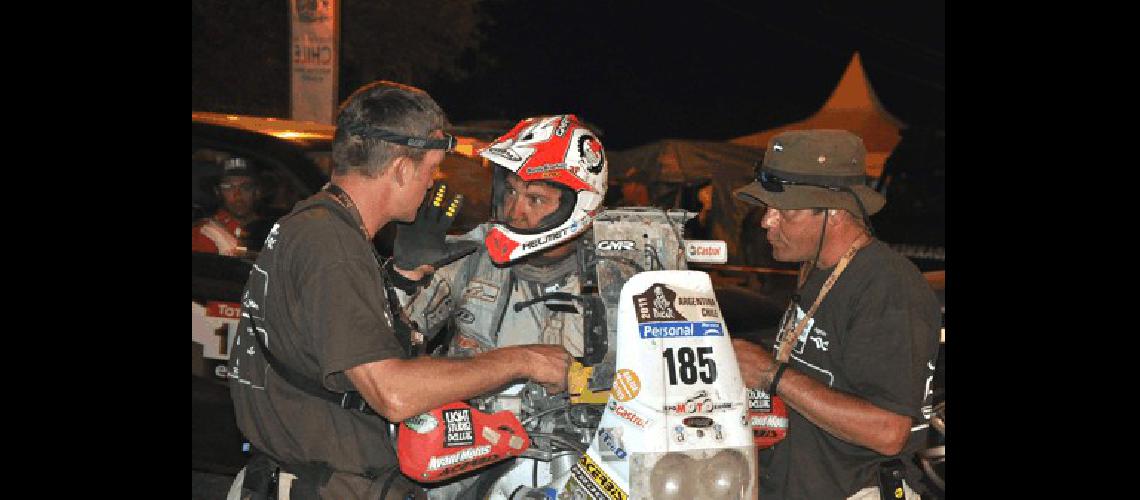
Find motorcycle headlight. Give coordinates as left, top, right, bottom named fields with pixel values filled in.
left=638, top=448, right=754, bottom=500
left=699, top=449, right=751, bottom=500
left=649, top=452, right=697, bottom=499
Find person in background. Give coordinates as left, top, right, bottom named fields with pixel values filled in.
left=192, top=157, right=265, bottom=257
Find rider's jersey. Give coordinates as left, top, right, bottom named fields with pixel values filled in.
left=396, top=223, right=584, bottom=358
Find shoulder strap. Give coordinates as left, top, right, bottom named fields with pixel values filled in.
left=249, top=193, right=387, bottom=417
left=252, top=316, right=380, bottom=416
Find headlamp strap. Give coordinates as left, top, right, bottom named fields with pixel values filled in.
left=343, top=123, right=455, bottom=151
left=776, top=235, right=869, bottom=363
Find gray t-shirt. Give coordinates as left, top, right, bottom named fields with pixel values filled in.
left=228, top=193, right=407, bottom=479
left=758, top=239, right=941, bottom=499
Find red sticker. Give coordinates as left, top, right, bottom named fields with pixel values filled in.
left=206, top=301, right=242, bottom=319
left=485, top=228, right=520, bottom=264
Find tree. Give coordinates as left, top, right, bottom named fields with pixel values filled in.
left=192, top=0, right=487, bottom=116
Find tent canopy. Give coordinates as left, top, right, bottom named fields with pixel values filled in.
left=608, top=139, right=764, bottom=262
left=730, top=52, right=905, bottom=178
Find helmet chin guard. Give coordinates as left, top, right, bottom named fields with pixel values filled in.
left=480, top=114, right=607, bottom=264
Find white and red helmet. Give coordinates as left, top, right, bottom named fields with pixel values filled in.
left=479, top=114, right=607, bottom=264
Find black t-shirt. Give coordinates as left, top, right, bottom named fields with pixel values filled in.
left=228, top=193, right=407, bottom=478
left=758, top=240, right=941, bottom=499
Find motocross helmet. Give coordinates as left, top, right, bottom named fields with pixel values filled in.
left=479, top=114, right=607, bottom=264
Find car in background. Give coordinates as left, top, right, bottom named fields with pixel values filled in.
left=192, top=112, right=492, bottom=478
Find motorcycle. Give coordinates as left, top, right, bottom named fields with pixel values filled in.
left=397, top=208, right=781, bottom=499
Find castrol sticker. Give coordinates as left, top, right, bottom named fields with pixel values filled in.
left=611, top=369, right=641, bottom=402
left=684, top=240, right=728, bottom=264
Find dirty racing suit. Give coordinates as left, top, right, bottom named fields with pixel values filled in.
left=399, top=223, right=584, bottom=359
left=395, top=223, right=585, bottom=499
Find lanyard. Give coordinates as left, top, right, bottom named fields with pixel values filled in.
left=774, top=235, right=870, bottom=363
left=320, top=183, right=422, bottom=353
left=323, top=183, right=371, bottom=240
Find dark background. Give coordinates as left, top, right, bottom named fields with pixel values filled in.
left=192, top=0, right=944, bottom=150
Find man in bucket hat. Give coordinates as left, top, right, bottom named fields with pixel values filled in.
left=731, top=130, right=940, bottom=499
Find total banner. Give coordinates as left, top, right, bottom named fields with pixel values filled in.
left=290, top=0, right=339, bottom=124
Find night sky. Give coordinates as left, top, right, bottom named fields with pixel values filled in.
left=430, top=1, right=945, bottom=149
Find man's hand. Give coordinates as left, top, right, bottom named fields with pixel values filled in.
left=733, top=338, right=780, bottom=389
left=515, top=344, right=572, bottom=394
left=393, top=182, right=480, bottom=272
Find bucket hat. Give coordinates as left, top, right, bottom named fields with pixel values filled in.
left=734, top=130, right=885, bottom=216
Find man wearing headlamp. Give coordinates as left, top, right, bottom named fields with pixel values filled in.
left=226, top=81, right=571, bottom=500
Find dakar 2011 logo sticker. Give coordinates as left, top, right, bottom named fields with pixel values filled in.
left=633, top=284, right=687, bottom=323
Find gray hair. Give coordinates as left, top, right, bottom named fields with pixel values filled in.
left=332, top=80, right=450, bottom=177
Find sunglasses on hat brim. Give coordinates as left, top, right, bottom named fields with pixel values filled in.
left=757, top=170, right=846, bottom=193
left=754, top=169, right=877, bottom=237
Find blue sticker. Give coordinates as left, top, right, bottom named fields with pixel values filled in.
left=639, top=321, right=723, bottom=339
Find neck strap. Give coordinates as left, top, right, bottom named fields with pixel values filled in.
left=323, top=183, right=371, bottom=240
left=776, top=234, right=870, bottom=363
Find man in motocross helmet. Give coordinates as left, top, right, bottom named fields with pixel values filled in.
left=392, top=114, right=607, bottom=358
left=390, top=114, right=608, bottom=498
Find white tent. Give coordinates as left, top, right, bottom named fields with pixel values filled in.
left=730, top=52, right=905, bottom=178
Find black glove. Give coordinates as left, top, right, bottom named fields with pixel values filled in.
left=393, top=182, right=480, bottom=271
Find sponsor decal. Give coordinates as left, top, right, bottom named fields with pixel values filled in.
left=404, top=412, right=439, bottom=434
left=683, top=416, right=715, bottom=428
left=610, top=369, right=641, bottom=402
left=676, top=296, right=721, bottom=319
left=632, top=284, right=687, bottom=322
left=484, top=146, right=522, bottom=162
left=455, top=307, right=475, bottom=324
left=638, top=321, right=723, bottom=339
left=608, top=400, right=652, bottom=428
left=443, top=409, right=475, bottom=447
left=888, top=244, right=946, bottom=261
left=525, top=163, right=570, bottom=175
left=206, top=301, right=242, bottom=319
left=463, top=281, right=499, bottom=303
left=577, top=453, right=628, bottom=500
left=747, top=388, right=772, bottom=411
left=567, top=463, right=609, bottom=500
left=521, top=227, right=570, bottom=251
left=597, top=427, right=627, bottom=461
left=749, top=415, right=788, bottom=429
left=685, top=240, right=728, bottom=264
left=663, top=390, right=738, bottom=414
left=555, top=115, right=570, bottom=136
left=426, top=444, right=493, bottom=471
left=579, top=135, right=606, bottom=175
left=596, top=240, right=635, bottom=252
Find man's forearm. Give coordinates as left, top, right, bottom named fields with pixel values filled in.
left=775, top=367, right=911, bottom=456
left=346, top=348, right=530, bottom=422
